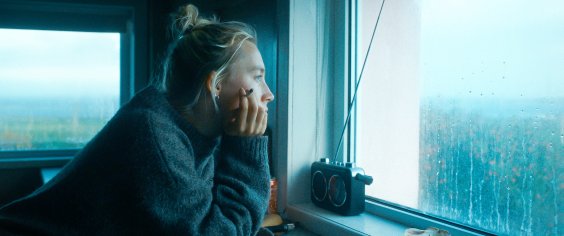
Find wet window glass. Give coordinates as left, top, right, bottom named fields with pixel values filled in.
left=355, top=0, right=563, bottom=235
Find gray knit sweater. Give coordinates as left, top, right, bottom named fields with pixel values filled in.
left=0, top=86, right=270, bottom=235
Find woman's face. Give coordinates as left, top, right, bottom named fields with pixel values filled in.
left=218, top=42, right=274, bottom=119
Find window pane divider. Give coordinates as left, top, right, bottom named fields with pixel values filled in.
left=0, top=156, right=73, bottom=169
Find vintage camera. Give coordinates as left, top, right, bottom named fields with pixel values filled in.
left=310, top=158, right=373, bottom=216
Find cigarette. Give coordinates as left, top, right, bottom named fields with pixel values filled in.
left=245, top=88, right=254, bottom=96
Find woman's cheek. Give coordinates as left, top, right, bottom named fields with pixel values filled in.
left=219, top=93, right=240, bottom=117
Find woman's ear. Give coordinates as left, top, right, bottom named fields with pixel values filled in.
left=205, top=71, right=220, bottom=95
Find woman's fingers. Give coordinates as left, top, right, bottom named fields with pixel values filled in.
left=236, top=88, right=249, bottom=134
left=256, top=111, right=268, bottom=135
left=253, top=107, right=265, bottom=135
left=225, top=87, right=268, bottom=136
left=245, top=91, right=259, bottom=135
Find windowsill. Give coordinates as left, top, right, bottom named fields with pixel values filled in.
left=285, top=201, right=492, bottom=236
left=0, top=156, right=72, bottom=169
left=286, top=202, right=408, bottom=236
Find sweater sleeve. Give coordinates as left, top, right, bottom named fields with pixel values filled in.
left=211, top=135, right=271, bottom=235
left=134, top=113, right=270, bottom=236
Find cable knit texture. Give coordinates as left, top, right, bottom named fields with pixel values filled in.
left=0, top=86, right=270, bottom=236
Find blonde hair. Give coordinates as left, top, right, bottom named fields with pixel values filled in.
left=157, top=4, right=257, bottom=112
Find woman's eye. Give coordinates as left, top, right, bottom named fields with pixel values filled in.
left=255, top=75, right=263, bottom=80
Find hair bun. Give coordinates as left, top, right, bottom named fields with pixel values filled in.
left=173, top=4, right=200, bottom=36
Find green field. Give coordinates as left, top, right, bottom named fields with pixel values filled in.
left=1, top=116, right=110, bottom=150
left=0, top=97, right=117, bottom=151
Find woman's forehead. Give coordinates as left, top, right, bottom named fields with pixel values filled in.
left=232, top=42, right=264, bottom=72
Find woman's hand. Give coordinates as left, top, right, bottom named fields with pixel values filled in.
left=224, top=88, right=268, bottom=136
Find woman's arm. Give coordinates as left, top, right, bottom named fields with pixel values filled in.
left=212, top=135, right=270, bottom=235
left=132, top=111, right=269, bottom=236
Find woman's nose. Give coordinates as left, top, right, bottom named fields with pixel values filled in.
left=262, top=85, right=274, bottom=102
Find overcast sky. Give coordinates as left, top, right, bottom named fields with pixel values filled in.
left=0, top=29, right=120, bottom=99
left=420, top=0, right=564, bottom=99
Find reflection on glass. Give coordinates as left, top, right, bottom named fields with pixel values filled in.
left=356, top=0, right=563, bottom=235
left=0, top=29, right=120, bottom=151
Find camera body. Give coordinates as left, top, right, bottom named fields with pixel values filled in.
left=310, top=158, right=370, bottom=216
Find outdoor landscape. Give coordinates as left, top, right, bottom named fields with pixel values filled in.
left=419, top=97, right=563, bottom=235
left=0, top=97, right=118, bottom=151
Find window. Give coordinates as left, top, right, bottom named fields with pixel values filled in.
left=354, top=0, right=563, bottom=235
left=0, top=0, right=147, bottom=167
left=0, top=29, right=120, bottom=151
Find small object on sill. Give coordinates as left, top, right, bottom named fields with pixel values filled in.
left=262, top=213, right=283, bottom=227
left=262, top=214, right=296, bottom=235
left=264, top=223, right=296, bottom=234
left=268, top=178, right=278, bottom=214
left=404, top=227, right=450, bottom=236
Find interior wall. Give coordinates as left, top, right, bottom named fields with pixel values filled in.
left=282, top=0, right=347, bottom=205
left=147, top=0, right=175, bottom=85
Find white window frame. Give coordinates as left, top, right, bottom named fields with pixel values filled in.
left=0, top=0, right=148, bottom=169
left=275, top=0, right=494, bottom=235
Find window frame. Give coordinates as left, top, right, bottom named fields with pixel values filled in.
left=349, top=0, right=552, bottom=235
left=351, top=0, right=495, bottom=234
left=277, top=0, right=496, bottom=235
left=0, top=0, right=148, bottom=169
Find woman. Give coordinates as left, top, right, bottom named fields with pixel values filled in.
left=0, top=4, right=274, bottom=235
